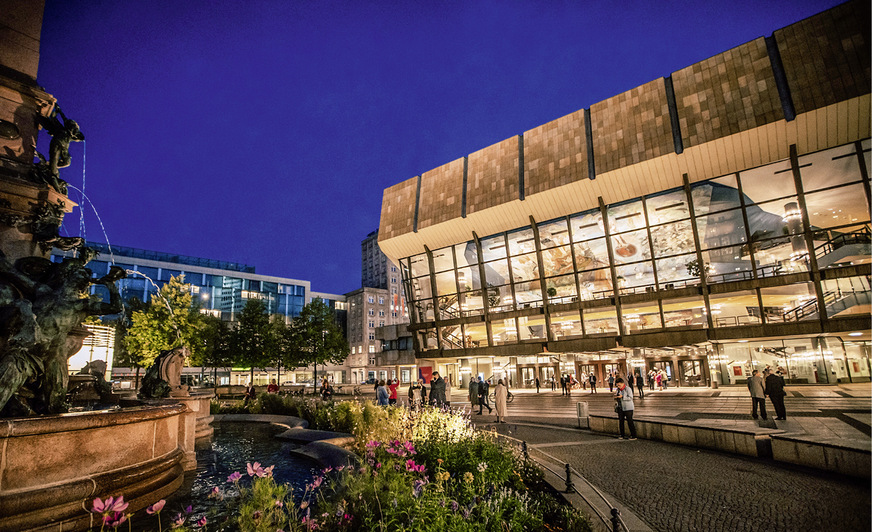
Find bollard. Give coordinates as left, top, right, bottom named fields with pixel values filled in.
left=522, top=441, right=529, bottom=460
left=576, top=402, right=589, bottom=429
left=611, top=508, right=622, bottom=532
left=564, top=463, right=574, bottom=493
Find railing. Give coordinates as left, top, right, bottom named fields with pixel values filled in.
left=814, top=227, right=871, bottom=260
left=714, top=315, right=762, bottom=328
left=493, top=432, right=630, bottom=532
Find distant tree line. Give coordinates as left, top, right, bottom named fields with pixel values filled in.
left=112, top=276, right=348, bottom=387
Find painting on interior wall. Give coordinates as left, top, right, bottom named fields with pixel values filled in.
left=733, top=366, right=743, bottom=376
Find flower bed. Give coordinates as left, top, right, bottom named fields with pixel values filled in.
left=91, top=398, right=591, bottom=531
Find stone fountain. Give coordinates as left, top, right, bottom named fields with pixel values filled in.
left=0, top=4, right=210, bottom=530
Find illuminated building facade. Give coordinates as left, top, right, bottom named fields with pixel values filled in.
left=377, top=1, right=871, bottom=388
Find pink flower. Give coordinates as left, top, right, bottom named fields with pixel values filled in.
left=196, top=516, right=207, bottom=527
left=247, top=461, right=264, bottom=477
left=403, top=441, right=417, bottom=455
left=227, top=471, right=242, bottom=483
left=92, top=495, right=128, bottom=515
left=311, top=476, right=323, bottom=489
left=103, top=511, right=128, bottom=527
left=146, top=499, right=166, bottom=514
left=253, top=510, right=262, bottom=520
left=171, top=513, right=187, bottom=528
left=275, top=500, right=284, bottom=508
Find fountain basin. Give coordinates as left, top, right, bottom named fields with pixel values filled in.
left=0, top=403, right=190, bottom=531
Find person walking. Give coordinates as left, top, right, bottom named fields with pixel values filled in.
left=764, top=369, right=787, bottom=420
left=430, top=372, right=446, bottom=407
left=648, top=370, right=656, bottom=391
left=655, top=370, right=663, bottom=391
left=566, top=374, right=573, bottom=396
left=468, top=377, right=480, bottom=413
left=494, top=379, right=509, bottom=423
left=559, top=375, right=566, bottom=396
left=747, top=369, right=767, bottom=420
left=376, top=380, right=389, bottom=406
left=614, top=377, right=637, bottom=440
left=608, top=372, right=615, bottom=393
left=635, top=372, right=645, bottom=399
left=626, top=371, right=635, bottom=395
left=551, top=376, right=556, bottom=391
left=535, top=376, right=540, bottom=393
left=388, top=378, right=399, bottom=406
left=478, top=377, right=493, bottom=414
left=589, top=372, right=597, bottom=394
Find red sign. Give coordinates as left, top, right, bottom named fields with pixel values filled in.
left=732, top=366, right=743, bottom=376
left=419, top=366, right=433, bottom=383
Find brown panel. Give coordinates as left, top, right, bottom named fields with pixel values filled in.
left=378, top=177, right=417, bottom=239
left=590, top=79, right=673, bottom=174
left=417, top=157, right=465, bottom=230
left=466, top=136, right=519, bottom=214
left=673, top=38, right=781, bottom=148
left=523, top=109, right=588, bottom=196
left=775, top=0, right=871, bottom=115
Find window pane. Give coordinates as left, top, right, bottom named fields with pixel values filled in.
left=753, top=237, right=809, bottom=277
left=583, top=306, right=618, bottom=335
left=820, top=276, right=871, bottom=319
left=483, top=259, right=510, bottom=287
left=456, top=266, right=481, bottom=291
left=621, top=303, right=662, bottom=332
left=431, top=246, right=454, bottom=272
left=459, top=290, right=485, bottom=316
left=650, top=220, right=695, bottom=257
left=570, top=209, right=605, bottom=241
left=611, top=229, right=651, bottom=264
left=798, top=144, right=862, bottom=192
left=647, top=188, right=690, bottom=225
left=492, top=318, right=518, bottom=345
left=434, top=270, right=456, bottom=296
left=410, top=276, right=432, bottom=301
left=608, top=200, right=646, bottom=234
left=507, top=227, right=536, bottom=256
left=550, top=310, right=583, bottom=339
left=510, top=252, right=539, bottom=282
left=440, top=324, right=463, bottom=349
left=747, top=198, right=798, bottom=241
left=655, top=253, right=699, bottom=287
left=662, top=297, right=706, bottom=328
left=703, top=246, right=753, bottom=283
left=409, top=254, right=429, bottom=277
left=814, top=224, right=872, bottom=268
left=696, top=208, right=746, bottom=249
left=578, top=269, right=613, bottom=300
left=463, top=323, right=487, bottom=348
left=541, top=245, right=574, bottom=277
left=487, top=285, right=514, bottom=313
left=805, top=183, right=870, bottom=230
left=760, top=283, right=817, bottom=323
left=514, top=281, right=542, bottom=308
left=545, top=273, right=577, bottom=302
left=518, top=315, right=547, bottom=341
left=480, top=234, right=507, bottom=261
left=709, top=290, right=761, bottom=327
left=573, top=238, right=609, bottom=271
left=692, top=174, right=741, bottom=216
left=739, top=159, right=795, bottom=204
left=615, top=262, right=655, bottom=294
left=538, top=218, right=571, bottom=248
left=454, top=241, right=479, bottom=268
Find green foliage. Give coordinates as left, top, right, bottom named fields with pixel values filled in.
left=284, top=299, right=349, bottom=378
left=232, top=299, right=273, bottom=375
left=124, top=276, right=207, bottom=368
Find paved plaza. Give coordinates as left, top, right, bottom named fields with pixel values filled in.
left=444, top=383, right=871, bottom=531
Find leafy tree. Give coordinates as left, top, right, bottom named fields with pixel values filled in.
left=232, top=299, right=273, bottom=384
left=124, top=276, right=206, bottom=374
left=285, top=299, right=349, bottom=389
left=189, top=315, right=235, bottom=386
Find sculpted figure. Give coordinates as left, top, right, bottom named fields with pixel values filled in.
left=39, top=105, right=84, bottom=180
left=139, top=347, right=190, bottom=399
left=0, top=252, right=125, bottom=415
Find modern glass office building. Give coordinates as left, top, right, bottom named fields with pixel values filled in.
left=377, top=1, right=870, bottom=388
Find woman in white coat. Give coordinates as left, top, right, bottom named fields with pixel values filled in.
left=494, top=379, right=509, bottom=423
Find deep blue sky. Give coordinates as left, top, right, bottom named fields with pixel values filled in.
left=39, top=0, right=840, bottom=295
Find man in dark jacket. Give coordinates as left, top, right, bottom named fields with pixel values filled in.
left=635, top=372, right=645, bottom=399
left=429, top=372, right=446, bottom=406
left=477, top=377, right=493, bottom=414
left=764, top=369, right=787, bottom=420
left=468, top=377, right=480, bottom=413
left=560, top=375, right=566, bottom=395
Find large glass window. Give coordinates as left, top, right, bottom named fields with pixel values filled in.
left=804, top=183, right=870, bottom=230
left=463, top=322, right=488, bottom=348
left=492, top=318, right=518, bottom=345
left=459, top=290, right=485, bottom=316
left=692, top=174, right=741, bottom=216
left=655, top=253, right=699, bottom=288
left=541, top=245, right=574, bottom=277
left=483, top=258, right=510, bottom=287
left=578, top=269, right=613, bottom=300
left=570, top=209, right=605, bottom=241
left=821, top=276, right=871, bottom=319
left=662, top=296, right=706, bottom=328
left=611, top=229, right=651, bottom=264
left=434, top=270, right=457, bottom=296
left=621, top=303, right=662, bottom=332
left=440, top=325, right=463, bottom=349
left=798, top=144, right=863, bottom=192
left=507, top=227, right=536, bottom=256
left=431, top=246, right=454, bottom=273
left=518, top=315, right=547, bottom=341
left=583, top=306, right=619, bottom=335
left=615, top=262, right=655, bottom=294
left=573, top=238, right=609, bottom=271
left=510, top=252, right=539, bottom=282
left=608, top=200, right=646, bottom=234
left=650, top=220, right=695, bottom=257
left=646, top=188, right=690, bottom=225
left=456, top=266, right=481, bottom=292
left=739, top=159, right=795, bottom=204
left=409, top=254, right=430, bottom=278
left=538, top=218, right=571, bottom=248
left=514, top=281, right=542, bottom=308
left=549, top=310, right=582, bottom=339
left=708, top=290, right=760, bottom=327
left=703, top=246, right=753, bottom=283
left=696, top=208, right=746, bottom=249
left=480, top=234, right=508, bottom=261
left=759, top=283, right=817, bottom=323
left=813, top=223, right=872, bottom=268
left=545, top=273, right=577, bottom=302
left=454, top=241, right=479, bottom=268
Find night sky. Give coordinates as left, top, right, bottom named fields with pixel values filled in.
left=38, top=0, right=839, bottom=295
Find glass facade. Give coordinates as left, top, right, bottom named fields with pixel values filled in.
left=401, top=141, right=871, bottom=384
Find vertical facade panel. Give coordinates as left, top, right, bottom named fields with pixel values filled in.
left=466, top=136, right=520, bottom=215
left=417, top=158, right=465, bottom=230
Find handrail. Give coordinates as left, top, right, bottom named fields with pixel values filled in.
left=490, top=430, right=631, bottom=532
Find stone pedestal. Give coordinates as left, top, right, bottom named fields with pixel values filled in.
left=173, top=391, right=215, bottom=471
left=0, top=176, right=77, bottom=262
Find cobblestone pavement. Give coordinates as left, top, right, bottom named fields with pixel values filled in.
left=489, top=423, right=870, bottom=532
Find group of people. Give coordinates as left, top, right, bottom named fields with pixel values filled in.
left=468, top=376, right=509, bottom=422
left=375, top=372, right=450, bottom=410
left=747, top=367, right=788, bottom=420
